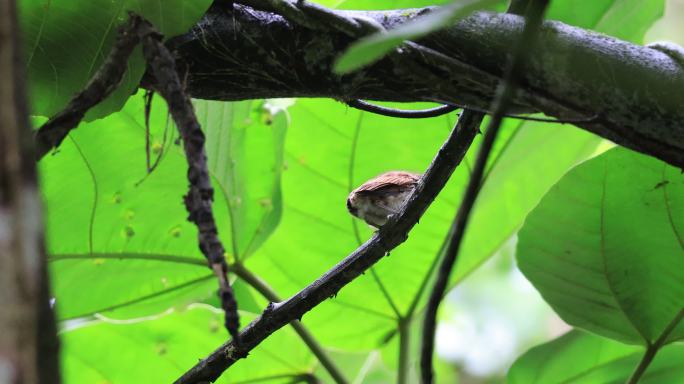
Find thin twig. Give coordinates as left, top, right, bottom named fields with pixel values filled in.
left=33, top=16, right=143, bottom=160
left=135, top=92, right=171, bottom=187
left=496, top=113, right=598, bottom=124
left=174, top=105, right=485, bottom=384
left=397, top=318, right=411, bottom=384
left=347, top=99, right=598, bottom=124
left=144, top=90, right=154, bottom=172
left=419, top=1, right=550, bottom=382
left=132, top=13, right=241, bottom=341
left=347, top=100, right=458, bottom=118
left=626, top=309, right=684, bottom=384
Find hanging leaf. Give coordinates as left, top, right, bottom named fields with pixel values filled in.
left=518, top=148, right=684, bottom=345
left=20, top=0, right=211, bottom=119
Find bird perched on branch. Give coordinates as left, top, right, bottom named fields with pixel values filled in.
left=347, top=171, right=421, bottom=228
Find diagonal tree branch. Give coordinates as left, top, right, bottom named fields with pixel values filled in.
left=626, top=309, right=684, bottom=384
left=133, top=13, right=241, bottom=342
left=174, top=108, right=485, bottom=384
left=420, top=0, right=550, bottom=382
left=165, top=1, right=684, bottom=168
left=34, top=16, right=143, bottom=160
left=232, top=263, right=348, bottom=384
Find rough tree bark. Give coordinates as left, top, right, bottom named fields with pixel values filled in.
left=0, top=0, right=60, bottom=382
left=160, top=2, right=684, bottom=168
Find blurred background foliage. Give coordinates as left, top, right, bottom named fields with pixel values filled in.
left=22, top=0, right=684, bottom=382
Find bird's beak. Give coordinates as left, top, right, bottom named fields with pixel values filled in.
left=346, top=197, right=357, bottom=215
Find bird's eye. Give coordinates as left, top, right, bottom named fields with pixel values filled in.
left=346, top=197, right=359, bottom=215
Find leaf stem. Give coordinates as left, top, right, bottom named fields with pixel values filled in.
left=397, top=317, right=411, bottom=384
left=626, top=344, right=658, bottom=384
left=626, top=309, right=684, bottom=384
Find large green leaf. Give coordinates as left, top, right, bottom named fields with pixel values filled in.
left=41, top=99, right=598, bottom=381
left=509, top=330, right=684, bottom=384
left=195, top=100, right=287, bottom=260
left=61, top=305, right=315, bottom=383
left=33, top=1, right=670, bottom=381
left=546, top=0, right=664, bottom=43
left=244, top=99, right=599, bottom=350
left=41, top=93, right=287, bottom=320
left=518, top=148, right=684, bottom=345
left=19, top=0, right=211, bottom=119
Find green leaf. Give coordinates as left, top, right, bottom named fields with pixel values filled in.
left=518, top=147, right=684, bottom=345
left=61, top=305, right=315, bottom=383
left=313, top=349, right=396, bottom=383
left=194, top=99, right=287, bottom=260
left=333, top=0, right=500, bottom=74
left=34, top=0, right=671, bottom=381
left=244, top=99, right=600, bottom=349
left=546, top=0, right=664, bottom=43
left=44, top=100, right=599, bottom=381
left=41, top=93, right=287, bottom=320
left=19, top=0, right=211, bottom=120
left=509, top=330, right=684, bottom=384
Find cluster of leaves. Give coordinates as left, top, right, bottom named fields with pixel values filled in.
left=23, top=0, right=682, bottom=382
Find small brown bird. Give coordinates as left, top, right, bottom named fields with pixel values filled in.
left=347, top=171, right=421, bottom=228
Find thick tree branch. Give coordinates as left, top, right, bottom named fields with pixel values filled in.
left=174, top=107, right=484, bottom=384
left=164, top=1, right=684, bottom=168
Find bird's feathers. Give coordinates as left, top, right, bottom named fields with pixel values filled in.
left=352, top=171, right=420, bottom=194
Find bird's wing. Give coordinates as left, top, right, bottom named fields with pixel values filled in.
left=354, top=172, right=420, bottom=194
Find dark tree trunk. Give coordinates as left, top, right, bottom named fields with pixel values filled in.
left=0, top=0, right=60, bottom=382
